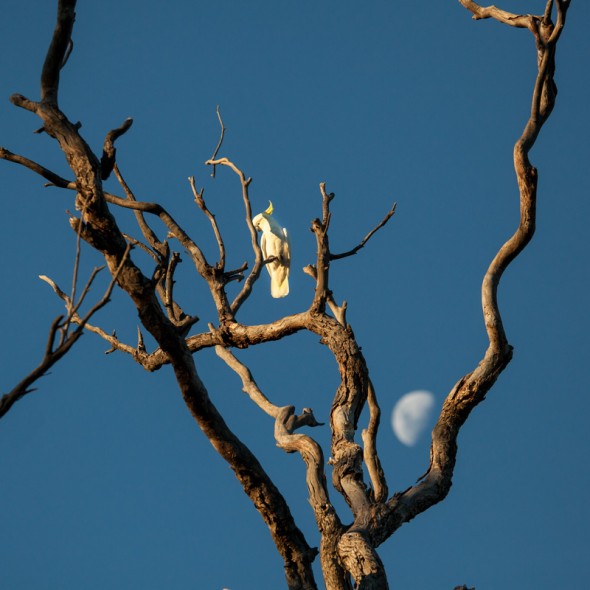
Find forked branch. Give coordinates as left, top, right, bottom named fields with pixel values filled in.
left=2, top=1, right=573, bottom=588
left=0, top=245, right=130, bottom=420
left=373, top=0, right=572, bottom=544
left=188, top=176, right=226, bottom=270
left=205, top=157, right=267, bottom=314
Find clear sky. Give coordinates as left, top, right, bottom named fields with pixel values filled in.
left=1, top=2, right=589, bottom=589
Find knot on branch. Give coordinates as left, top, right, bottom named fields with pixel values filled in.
left=310, top=218, right=325, bottom=235
left=208, top=322, right=233, bottom=346
left=332, top=441, right=364, bottom=479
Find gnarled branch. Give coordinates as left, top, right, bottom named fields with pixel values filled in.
left=372, top=0, right=571, bottom=546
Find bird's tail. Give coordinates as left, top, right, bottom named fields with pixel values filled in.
left=270, top=266, right=289, bottom=298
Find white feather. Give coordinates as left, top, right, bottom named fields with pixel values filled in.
left=253, top=207, right=291, bottom=298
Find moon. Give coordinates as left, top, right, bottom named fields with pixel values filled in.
left=391, top=390, right=435, bottom=446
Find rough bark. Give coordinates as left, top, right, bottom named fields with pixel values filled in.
left=3, top=3, right=318, bottom=588
left=0, top=1, right=571, bottom=589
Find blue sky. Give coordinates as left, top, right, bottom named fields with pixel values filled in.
left=1, top=2, right=589, bottom=589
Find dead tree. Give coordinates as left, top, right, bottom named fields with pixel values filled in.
left=0, top=1, right=571, bottom=588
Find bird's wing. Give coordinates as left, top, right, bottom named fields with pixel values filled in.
left=256, top=214, right=290, bottom=298
left=281, top=228, right=291, bottom=266
left=260, top=230, right=269, bottom=260
left=262, top=231, right=283, bottom=261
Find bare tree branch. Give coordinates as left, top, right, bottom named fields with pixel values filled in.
left=209, top=105, right=226, bottom=178
left=38, top=263, right=173, bottom=370
left=457, top=1, right=536, bottom=27
left=308, top=183, right=334, bottom=313
left=216, top=345, right=352, bottom=590
left=40, top=0, right=76, bottom=104
left=0, top=147, right=73, bottom=187
left=4, top=6, right=319, bottom=586
left=65, top=202, right=89, bottom=333
left=114, top=163, right=167, bottom=255
left=205, top=157, right=268, bottom=314
left=1, top=245, right=130, bottom=420
left=214, top=345, right=280, bottom=418
left=188, top=176, right=226, bottom=270
left=2, top=1, right=573, bottom=587
left=361, top=379, right=388, bottom=503
left=371, top=0, right=572, bottom=546
left=330, top=203, right=396, bottom=261
left=113, top=165, right=197, bottom=330
left=101, top=117, right=133, bottom=180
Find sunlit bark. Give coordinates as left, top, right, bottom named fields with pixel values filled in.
left=0, top=1, right=571, bottom=588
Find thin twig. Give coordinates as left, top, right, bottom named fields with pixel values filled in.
left=188, top=176, right=226, bottom=269
left=209, top=106, right=226, bottom=178
left=1, top=245, right=131, bottom=420
left=114, top=163, right=166, bottom=255
left=65, top=202, right=89, bottom=332
left=0, top=147, right=73, bottom=187
left=205, top=158, right=266, bottom=314
left=101, top=117, right=133, bottom=180
left=122, top=233, right=159, bottom=262
left=70, top=265, right=106, bottom=320
left=331, top=203, right=396, bottom=261
left=77, top=244, right=131, bottom=325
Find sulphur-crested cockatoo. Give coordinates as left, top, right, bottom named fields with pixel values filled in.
left=252, top=201, right=291, bottom=298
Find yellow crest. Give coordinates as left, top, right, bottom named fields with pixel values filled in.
left=264, top=200, right=274, bottom=215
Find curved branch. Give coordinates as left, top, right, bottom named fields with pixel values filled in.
left=214, top=346, right=279, bottom=418
left=0, top=147, right=72, bottom=187
left=275, top=406, right=352, bottom=590
left=206, top=157, right=266, bottom=315
left=189, top=176, right=226, bottom=270
left=114, top=167, right=194, bottom=329
left=101, top=117, right=133, bottom=180
left=361, top=379, right=388, bottom=503
left=104, top=192, right=208, bottom=263
left=12, top=10, right=316, bottom=586
left=331, top=203, right=396, bottom=261
left=207, top=347, right=323, bottom=589
left=40, top=0, right=76, bottom=104
left=209, top=106, right=226, bottom=178
left=372, top=0, right=571, bottom=545
left=114, top=164, right=167, bottom=255
left=175, top=364, right=320, bottom=589
left=216, top=346, right=350, bottom=590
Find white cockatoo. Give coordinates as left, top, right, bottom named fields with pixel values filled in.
left=252, top=201, right=291, bottom=298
